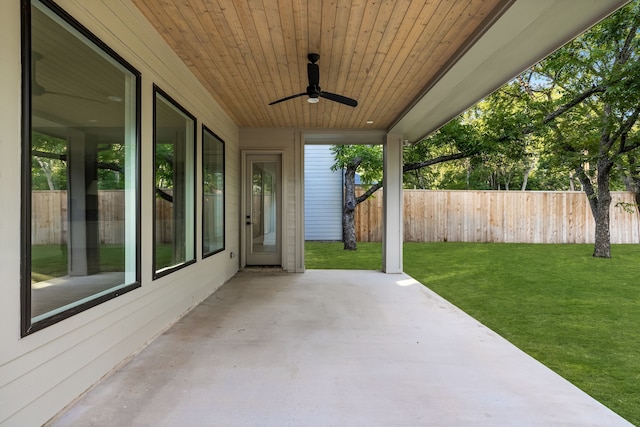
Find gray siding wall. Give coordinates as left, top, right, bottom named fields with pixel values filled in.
left=304, top=145, right=343, bottom=241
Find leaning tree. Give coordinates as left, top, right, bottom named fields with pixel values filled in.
left=511, top=2, right=640, bottom=257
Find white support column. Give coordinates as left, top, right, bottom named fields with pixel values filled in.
left=382, top=133, right=403, bottom=273
left=67, top=135, right=101, bottom=276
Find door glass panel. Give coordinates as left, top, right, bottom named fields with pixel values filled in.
left=252, top=161, right=277, bottom=254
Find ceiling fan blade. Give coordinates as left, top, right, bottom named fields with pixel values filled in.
left=32, top=53, right=106, bottom=104
left=307, top=62, right=320, bottom=87
left=268, top=92, right=307, bottom=105
left=43, top=90, right=107, bottom=104
left=320, top=91, right=358, bottom=107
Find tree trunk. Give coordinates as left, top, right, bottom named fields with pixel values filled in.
left=342, top=166, right=358, bottom=250
left=575, top=158, right=612, bottom=259
left=521, top=162, right=534, bottom=191
left=569, top=171, right=575, bottom=191
left=593, top=160, right=612, bottom=258
left=36, top=158, right=56, bottom=190
left=337, top=150, right=473, bottom=250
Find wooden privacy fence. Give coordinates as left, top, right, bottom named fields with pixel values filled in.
left=32, top=190, right=132, bottom=245
left=32, top=189, right=640, bottom=245
left=32, top=190, right=128, bottom=245
left=32, top=190, right=222, bottom=245
left=355, top=189, right=640, bottom=244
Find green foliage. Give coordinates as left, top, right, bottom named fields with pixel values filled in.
left=527, top=1, right=640, bottom=165
left=31, top=132, right=67, bottom=190
left=330, top=144, right=383, bottom=185
left=405, top=2, right=640, bottom=192
left=405, top=116, right=482, bottom=165
left=97, top=143, right=126, bottom=190
left=305, top=241, right=640, bottom=425
left=402, top=117, right=478, bottom=189
left=31, top=132, right=130, bottom=191
left=155, top=143, right=175, bottom=189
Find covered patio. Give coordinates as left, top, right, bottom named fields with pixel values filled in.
left=49, top=270, right=631, bottom=426
left=1, top=1, right=633, bottom=425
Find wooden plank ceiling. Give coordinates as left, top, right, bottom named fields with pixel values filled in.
left=132, top=0, right=510, bottom=129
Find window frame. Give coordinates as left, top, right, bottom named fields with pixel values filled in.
left=152, top=85, right=197, bottom=279
left=201, top=125, right=226, bottom=259
left=21, top=0, right=142, bottom=336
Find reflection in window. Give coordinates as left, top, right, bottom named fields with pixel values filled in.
left=153, top=88, right=196, bottom=277
left=202, top=126, right=225, bottom=257
left=24, top=0, right=140, bottom=334
left=252, top=161, right=278, bottom=253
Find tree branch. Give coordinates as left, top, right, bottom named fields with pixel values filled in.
left=574, top=164, right=598, bottom=218
left=32, top=150, right=66, bottom=161
left=356, top=182, right=382, bottom=204
left=354, top=151, right=472, bottom=206
left=539, top=84, right=608, bottom=126
left=402, top=152, right=470, bottom=173
left=97, top=162, right=123, bottom=173
left=155, top=188, right=173, bottom=203
left=32, top=150, right=124, bottom=173
left=614, top=107, right=640, bottom=154
left=614, top=17, right=640, bottom=68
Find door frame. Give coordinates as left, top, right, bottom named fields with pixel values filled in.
left=240, top=150, right=285, bottom=269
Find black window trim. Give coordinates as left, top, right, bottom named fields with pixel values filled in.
left=21, top=0, right=142, bottom=336
left=201, top=124, right=226, bottom=259
left=152, top=84, right=198, bottom=280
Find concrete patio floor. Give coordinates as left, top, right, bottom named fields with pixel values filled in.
left=48, top=269, right=632, bottom=426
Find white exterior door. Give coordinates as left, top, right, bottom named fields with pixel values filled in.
left=245, top=154, right=282, bottom=266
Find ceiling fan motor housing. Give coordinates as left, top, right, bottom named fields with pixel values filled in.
left=307, top=85, right=320, bottom=98
left=268, top=52, right=357, bottom=107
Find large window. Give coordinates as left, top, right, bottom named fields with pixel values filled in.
left=202, top=126, right=225, bottom=257
left=22, top=0, right=140, bottom=335
left=153, top=87, right=196, bottom=278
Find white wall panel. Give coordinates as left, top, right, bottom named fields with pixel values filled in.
left=304, top=145, right=343, bottom=241
left=238, top=128, right=304, bottom=272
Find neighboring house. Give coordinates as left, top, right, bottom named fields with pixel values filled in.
left=304, top=144, right=343, bottom=241
left=0, top=1, right=626, bottom=425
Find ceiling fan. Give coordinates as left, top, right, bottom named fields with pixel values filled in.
left=269, top=53, right=358, bottom=107
left=31, top=52, right=106, bottom=103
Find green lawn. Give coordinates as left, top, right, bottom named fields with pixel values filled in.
left=305, top=241, right=640, bottom=425
left=31, top=244, right=126, bottom=282
left=32, top=244, right=178, bottom=282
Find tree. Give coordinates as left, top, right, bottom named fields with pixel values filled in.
left=31, top=133, right=67, bottom=190
left=331, top=116, right=487, bottom=250
left=330, top=145, right=382, bottom=250
left=516, top=2, right=640, bottom=257
left=422, top=2, right=640, bottom=257
left=332, top=2, right=640, bottom=256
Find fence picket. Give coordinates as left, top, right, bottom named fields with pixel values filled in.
left=355, top=189, right=640, bottom=244
left=30, top=189, right=640, bottom=245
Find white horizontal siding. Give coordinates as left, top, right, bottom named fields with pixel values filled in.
left=0, top=2, right=240, bottom=426
left=304, top=145, right=343, bottom=241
